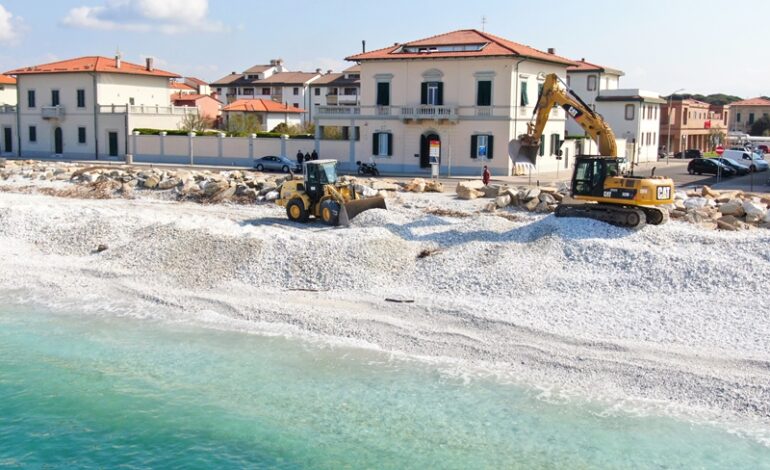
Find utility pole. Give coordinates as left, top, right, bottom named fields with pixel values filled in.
left=481, top=16, right=487, bottom=32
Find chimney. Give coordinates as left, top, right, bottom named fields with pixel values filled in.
left=115, top=54, right=121, bottom=69
left=327, top=69, right=333, bottom=75
left=231, top=71, right=236, bottom=75
left=270, top=59, right=277, bottom=66
left=547, top=48, right=555, bottom=55
left=362, top=40, right=366, bottom=53
left=146, top=57, right=154, bottom=71
left=316, top=68, right=322, bottom=74
left=581, top=57, right=586, bottom=62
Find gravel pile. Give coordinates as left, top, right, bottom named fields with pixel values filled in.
left=0, top=177, right=769, bottom=442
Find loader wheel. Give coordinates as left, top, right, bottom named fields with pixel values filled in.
left=320, top=200, right=341, bottom=226
left=286, top=198, right=309, bottom=223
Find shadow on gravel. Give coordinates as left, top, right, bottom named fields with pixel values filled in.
left=382, top=214, right=636, bottom=248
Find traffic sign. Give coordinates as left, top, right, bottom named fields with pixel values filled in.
left=715, top=145, right=724, bottom=156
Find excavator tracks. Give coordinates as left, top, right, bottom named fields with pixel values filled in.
left=555, top=203, right=669, bottom=229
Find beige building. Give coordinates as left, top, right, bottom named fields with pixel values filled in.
left=313, top=29, right=574, bottom=176
left=1, top=56, right=196, bottom=160
left=727, top=97, right=770, bottom=134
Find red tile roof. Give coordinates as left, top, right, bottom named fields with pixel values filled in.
left=0, top=75, right=15, bottom=85
left=567, top=58, right=623, bottom=76
left=5, top=56, right=179, bottom=78
left=223, top=99, right=304, bottom=113
left=184, top=77, right=208, bottom=86
left=347, top=29, right=575, bottom=66
left=729, top=97, right=770, bottom=106
left=170, top=81, right=196, bottom=90
left=171, top=93, right=208, bottom=102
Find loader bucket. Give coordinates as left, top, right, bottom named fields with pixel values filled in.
left=508, top=139, right=539, bottom=166
left=339, top=196, right=387, bottom=226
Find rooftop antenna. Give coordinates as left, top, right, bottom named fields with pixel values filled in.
left=481, top=16, right=487, bottom=32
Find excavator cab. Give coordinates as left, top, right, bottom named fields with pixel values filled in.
left=572, top=157, right=620, bottom=198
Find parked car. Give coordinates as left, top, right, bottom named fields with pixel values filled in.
left=721, top=149, right=770, bottom=172
left=754, top=144, right=769, bottom=154
left=714, top=157, right=750, bottom=176
left=254, top=155, right=301, bottom=173
left=687, top=158, right=736, bottom=176
left=674, top=149, right=703, bottom=159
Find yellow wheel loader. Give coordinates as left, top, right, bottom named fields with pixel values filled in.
left=510, top=74, right=675, bottom=229
left=276, top=159, right=386, bottom=226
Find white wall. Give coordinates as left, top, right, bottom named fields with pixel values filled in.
left=0, top=84, right=16, bottom=106
left=595, top=101, right=661, bottom=163
left=98, top=73, right=174, bottom=107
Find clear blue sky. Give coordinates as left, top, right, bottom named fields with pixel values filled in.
left=0, top=0, right=766, bottom=97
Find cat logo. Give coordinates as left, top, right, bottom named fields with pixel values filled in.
left=562, top=104, right=583, bottom=120
left=656, top=186, right=671, bottom=200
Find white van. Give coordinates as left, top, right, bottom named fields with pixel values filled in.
left=721, top=149, right=770, bottom=172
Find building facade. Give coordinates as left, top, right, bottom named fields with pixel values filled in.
left=565, top=58, right=623, bottom=137
left=0, top=56, right=195, bottom=159
left=222, top=99, right=304, bottom=132
left=595, top=89, right=665, bottom=163
left=314, top=29, right=574, bottom=176
left=726, top=97, right=770, bottom=134
left=660, top=98, right=729, bottom=153
left=0, top=75, right=16, bottom=105
left=307, top=65, right=361, bottom=122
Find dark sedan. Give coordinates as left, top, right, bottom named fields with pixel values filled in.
left=675, top=149, right=704, bottom=159
left=714, top=158, right=750, bottom=176
left=687, top=158, right=736, bottom=176
left=254, top=155, right=301, bottom=173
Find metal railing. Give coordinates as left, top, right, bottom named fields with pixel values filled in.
left=0, top=105, right=16, bottom=114
left=98, top=105, right=198, bottom=115
left=314, top=104, right=564, bottom=120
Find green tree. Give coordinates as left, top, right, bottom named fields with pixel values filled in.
left=750, top=116, right=770, bottom=136
left=226, top=114, right=262, bottom=135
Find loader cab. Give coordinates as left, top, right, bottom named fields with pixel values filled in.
left=572, top=156, right=619, bottom=197
left=304, top=160, right=339, bottom=201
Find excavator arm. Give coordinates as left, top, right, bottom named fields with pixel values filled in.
left=512, top=73, right=617, bottom=165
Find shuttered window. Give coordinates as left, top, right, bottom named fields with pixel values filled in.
left=421, top=82, right=443, bottom=106
left=476, top=81, right=491, bottom=106
left=470, top=135, right=494, bottom=159
left=376, top=82, right=390, bottom=106
left=520, top=81, right=529, bottom=106
left=372, top=132, right=392, bottom=156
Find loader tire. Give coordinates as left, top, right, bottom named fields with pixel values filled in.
left=320, top=200, right=341, bottom=226
left=286, top=198, right=309, bottom=223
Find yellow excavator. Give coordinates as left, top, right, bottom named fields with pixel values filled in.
left=510, top=74, right=674, bottom=228
left=276, top=159, right=386, bottom=226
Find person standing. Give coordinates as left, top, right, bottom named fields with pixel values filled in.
left=305, top=151, right=311, bottom=162
left=482, top=165, right=491, bottom=185
left=297, top=150, right=304, bottom=165
left=311, top=149, right=318, bottom=161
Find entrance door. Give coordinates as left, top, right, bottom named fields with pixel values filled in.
left=54, top=127, right=63, bottom=155
left=2, top=127, right=11, bottom=154
left=108, top=132, right=119, bottom=157
left=419, top=133, right=439, bottom=169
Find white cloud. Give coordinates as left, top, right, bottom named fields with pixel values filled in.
left=0, top=4, right=22, bottom=44
left=61, top=0, right=228, bottom=34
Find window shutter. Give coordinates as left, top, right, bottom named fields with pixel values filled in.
left=470, top=135, right=478, bottom=159
left=372, top=132, right=379, bottom=155
left=377, top=82, right=389, bottom=106
left=477, top=81, right=491, bottom=106
left=436, top=82, right=444, bottom=106
left=421, top=82, right=428, bottom=105
left=539, top=138, right=545, bottom=157
left=387, top=133, right=393, bottom=156
left=487, top=135, right=494, bottom=159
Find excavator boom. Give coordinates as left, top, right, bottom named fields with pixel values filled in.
left=510, top=73, right=675, bottom=229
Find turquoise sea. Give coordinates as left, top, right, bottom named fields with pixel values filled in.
left=1, top=300, right=769, bottom=469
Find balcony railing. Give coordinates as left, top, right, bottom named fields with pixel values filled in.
left=0, top=105, right=16, bottom=114
left=98, top=105, right=198, bottom=115
left=315, top=104, right=564, bottom=121
left=41, top=106, right=65, bottom=119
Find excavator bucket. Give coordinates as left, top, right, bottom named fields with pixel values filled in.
left=339, top=196, right=387, bottom=226
left=508, top=139, right=539, bottom=166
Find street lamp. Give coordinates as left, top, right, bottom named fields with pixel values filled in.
left=666, top=88, right=685, bottom=165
